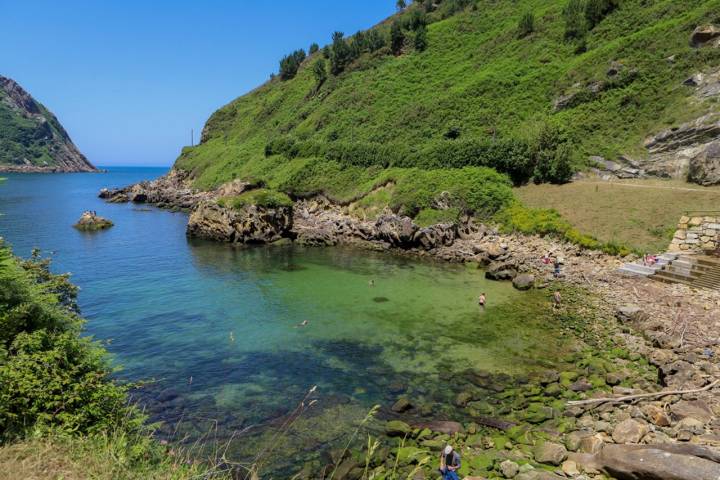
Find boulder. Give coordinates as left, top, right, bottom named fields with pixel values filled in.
left=499, top=459, right=520, bottom=478
left=690, top=25, right=720, bottom=47
left=593, top=444, right=720, bottom=480
left=670, top=399, right=713, bottom=424
left=643, top=404, right=671, bottom=427
left=485, top=260, right=518, bottom=281
left=73, top=211, right=113, bottom=231
left=578, top=434, right=604, bottom=454
left=512, top=273, right=535, bottom=291
left=534, top=441, right=567, bottom=466
left=612, top=419, right=649, bottom=444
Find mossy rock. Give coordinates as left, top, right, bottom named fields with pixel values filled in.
left=559, top=371, right=579, bottom=386
left=523, top=403, right=555, bottom=424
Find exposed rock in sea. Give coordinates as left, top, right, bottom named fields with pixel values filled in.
left=186, top=201, right=292, bottom=244
left=73, top=211, right=113, bottom=231
left=99, top=169, right=210, bottom=208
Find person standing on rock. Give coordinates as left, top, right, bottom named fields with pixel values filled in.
left=553, top=291, right=562, bottom=309
left=553, top=258, right=562, bottom=278
left=439, top=445, right=461, bottom=480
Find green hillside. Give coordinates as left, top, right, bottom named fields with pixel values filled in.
left=177, top=0, right=720, bottom=220
left=0, top=76, right=95, bottom=172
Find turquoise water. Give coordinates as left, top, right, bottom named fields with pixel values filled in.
left=0, top=168, right=570, bottom=473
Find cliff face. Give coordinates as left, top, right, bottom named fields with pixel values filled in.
left=0, top=75, right=95, bottom=172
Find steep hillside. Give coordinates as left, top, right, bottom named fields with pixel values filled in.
left=176, top=0, right=720, bottom=221
left=0, top=76, right=95, bottom=172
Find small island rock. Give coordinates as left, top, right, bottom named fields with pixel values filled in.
left=74, top=211, right=113, bottom=231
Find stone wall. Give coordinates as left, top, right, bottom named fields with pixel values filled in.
left=669, top=215, right=720, bottom=252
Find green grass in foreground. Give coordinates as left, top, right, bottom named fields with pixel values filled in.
left=516, top=179, right=720, bottom=252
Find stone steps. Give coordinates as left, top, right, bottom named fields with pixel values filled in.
left=649, top=254, right=720, bottom=290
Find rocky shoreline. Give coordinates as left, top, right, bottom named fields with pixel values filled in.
left=101, top=172, right=720, bottom=480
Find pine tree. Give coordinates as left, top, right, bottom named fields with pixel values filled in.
left=396, top=0, right=407, bottom=11
left=309, top=43, right=320, bottom=54
left=330, top=32, right=352, bottom=75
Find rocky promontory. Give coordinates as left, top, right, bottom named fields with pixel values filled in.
left=0, top=76, right=96, bottom=173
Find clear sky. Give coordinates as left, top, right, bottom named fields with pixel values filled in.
left=2, top=1, right=396, bottom=166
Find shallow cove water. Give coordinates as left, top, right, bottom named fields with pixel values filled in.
left=0, top=168, right=574, bottom=473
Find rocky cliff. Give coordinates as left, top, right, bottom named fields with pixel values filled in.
left=0, top=75, right=95, bottom=172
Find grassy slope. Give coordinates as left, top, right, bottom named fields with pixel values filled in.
left=177, top=0, right=720, bottom=195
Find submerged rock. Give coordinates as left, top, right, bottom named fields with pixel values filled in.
left=512, top=273, right=535, bottom=290
left=73, top=211, right=113, bottom=231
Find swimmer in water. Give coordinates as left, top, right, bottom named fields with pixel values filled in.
left=478, top=293, right=486, bottom=308
left=295, top=320, right=309, bottom=328
left=369, top=279, right=375, bottom=287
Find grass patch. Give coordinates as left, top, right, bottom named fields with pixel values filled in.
left=495, top=201, right=632, bottom=256
left=414, top=207, right=461, bottom=227
left=516, top=179, right=720, bottom=252
left=0, top=431, right=217, bottom=480
left=218, top=188, right=294, bottom=209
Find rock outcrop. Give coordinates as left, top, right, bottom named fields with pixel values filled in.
left=690, top=25, right=720, bottom=48
left=73, top=211, right=113, bottom=231
left=0, top=76, right=95, bottom=172
left=99, top=170, right=210, bottom=209
left=187, top=201, right=292, bottom=244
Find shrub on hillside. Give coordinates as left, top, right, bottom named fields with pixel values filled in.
left=563, top=0, right=586, bottom=40
left=309, top=43, right=320, bottom=54
left=517, top=12, right=535, bottom=38
left=313, top=59, right=328, bottom=89
left=0, top=246, right=132, bottom=438
left=533, top=124, right=575, bottom=184
left=585, top=0, right=618, bottom=29
left=391, top=167, right=514, bottom=217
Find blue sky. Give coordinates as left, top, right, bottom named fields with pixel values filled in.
left=2, top=1, right=395, bottom=166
